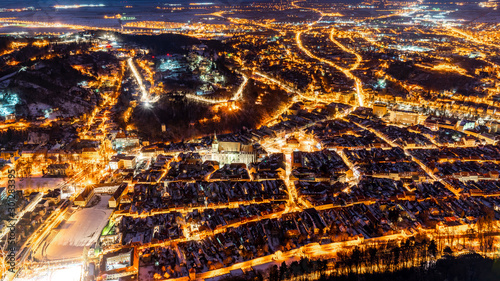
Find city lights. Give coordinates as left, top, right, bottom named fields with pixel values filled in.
left=1, top=1, right=500, bottom=281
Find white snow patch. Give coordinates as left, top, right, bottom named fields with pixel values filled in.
left=28, top=102, right=52, bottom=116
left=44, top=195, right=113, bottom=260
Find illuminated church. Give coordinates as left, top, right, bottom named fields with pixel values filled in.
left=203, top=134, right=257, bottom=166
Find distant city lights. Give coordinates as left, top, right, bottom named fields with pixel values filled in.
left=189, top=3, right=215, bottom=5
left=54, top=4, right=105, bottom=9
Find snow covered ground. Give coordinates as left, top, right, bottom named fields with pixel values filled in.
left=41, top=195, right=112, bottom=260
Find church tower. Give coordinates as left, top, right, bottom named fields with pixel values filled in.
left=212, top=132, right=219, bottom=153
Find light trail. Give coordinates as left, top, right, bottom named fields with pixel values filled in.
left=357, top=30, right=385, bottom=49
left=0, top=18, right=121, bottom=32
left=0, top=122, right=31, bottom=131
left=329, top=28, right=363, bottom=71
left=445, top=25, right=500, bottom=50
left=127, top=58, right=150, bottom=102
left=296, top=28, right=365, bottom=106
left=289, top=0, right=365, bottom=106
left=254, top=71, right=310, bottom=100
left=111, top=198, right=287, bottom=220
left=232, top=73, right=248, bottom=101
left=415, top=63, right=473, bottom=78
left=0, top=192, right=44, bottom=241
left=185, top=72, right=248, bottom=104
left=255, top=70, right=339, bottom=103
left=2, top=203, right=68, bottom=281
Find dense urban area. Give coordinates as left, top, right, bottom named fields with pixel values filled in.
left=1, top=0, right=500, bottom=280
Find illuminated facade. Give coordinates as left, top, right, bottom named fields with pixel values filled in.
left=100, top=247, right=138, bottom=280
left=204, top=134, right=257, bottom=166
left=389, top=110, right=420, bottom=126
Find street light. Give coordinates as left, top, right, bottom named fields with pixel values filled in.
left=143, top=101, right=153, bottom=109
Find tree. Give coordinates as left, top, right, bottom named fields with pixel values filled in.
left=254, top=271, right=264, bottom=281
left=392, top=246, right=400, bottom=271
left=368, top=246, right=378, bottom=273
left=299, top=257, right=310, bottom=275
left=279, top=261, right=288, bottom=280
left=443, top=246, right=453, bottom=256
left=351, top=247, right=362, bottom=274
left=428, top=240, right=438, bottom=259
left=268, top=265, right=279, bottom=281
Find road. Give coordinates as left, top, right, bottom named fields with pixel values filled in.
left=2, top=202, right=69, bottom=281
left=128, top=58, right=151, bottom=103
left=185, top=72, right=249, bottom=104
left=295, top=27, right=365, bottom=107
left=292, top=0, right=365, bottom=106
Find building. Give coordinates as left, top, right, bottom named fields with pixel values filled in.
left=0, top=149, right=19, bottom=161
left=286, top=136, right=300, bottom=149
left=109, top=158, right=119, bottom=170
left=100, top=247, right=139, bottom=280
left=109, top=154, right=137, bottom=170
left=204, top=134, right=257, bottom=166
left=389, top=110, right=419, bottom=125
left=5, top=113, right=15, bottom=122
left=286, top=102, right=304, bottom=115
left=141, top=146, right=164, bottom=158
left=424, top=116, right=457, bottom=130
left=74, top=186, right=95, bottom=207
left=112, top=131, right=140, bottom=152
left=189, top=268, right=196, bottom=280
left=488, top=121, right=500, bottom=134
left=121, top=156, right=136, bottom=169
left=457, top=119, right=476, bottom=131
left=292, top=151, right=302, bottom=168
left=43, top=189, right=61, bottom=205
left=108, top=183, right=128, bottom=208
left=373, top=103, right=388, bottom=117
left=20, top=148, right=35, bottom=159
left=46, top=163, right=70, bottom=177
left=82, top=147, right=100, bottom=160
left=94, top=184, right=121, bottom=194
